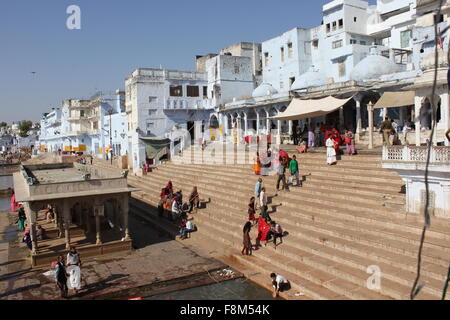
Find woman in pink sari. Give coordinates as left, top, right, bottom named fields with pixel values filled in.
left=10, top=191, right=18, bottom=212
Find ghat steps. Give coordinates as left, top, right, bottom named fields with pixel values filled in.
left=94, top=148, right=450, bottom=300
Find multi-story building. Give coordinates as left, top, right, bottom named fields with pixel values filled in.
left=125, top=68, right=214, bottom=172
left=39, top=91, right=128, bottom=157
left=213, top=0, right=449, bottom=147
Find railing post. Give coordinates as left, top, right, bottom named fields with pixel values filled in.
left=403, top=145, right=409, bottom=162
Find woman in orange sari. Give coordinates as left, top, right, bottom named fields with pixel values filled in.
left=253, top=152, right=261, bottom=175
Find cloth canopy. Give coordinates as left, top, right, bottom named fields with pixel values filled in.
left=140, top=137, right=170, bottom=159
left=373, top=91, right=415, bottom=109
left=271, top=96, right=353, bottom=121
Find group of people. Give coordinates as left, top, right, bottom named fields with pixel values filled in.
left=157, top=181, right=200, bottom=239
left=54, top=246, right=82, bottom=298
left=242, top=177, right=286, bottom=257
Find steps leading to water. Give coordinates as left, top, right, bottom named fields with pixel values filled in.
left=94, top=147, right=450, bottom=300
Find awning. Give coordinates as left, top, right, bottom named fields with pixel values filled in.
left=271, top=96, right=353, bottom=121
left=140, top=137, right=170, bottom=159
left=373, top=91, right=415, bottom=109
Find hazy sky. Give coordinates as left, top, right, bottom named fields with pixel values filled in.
left=0, top=0, right=376, bottom=123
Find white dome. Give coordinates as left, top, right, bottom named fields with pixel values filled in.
left=350, top=53, right=401, bottom=82
left=252, top=83, right=278, bottom=98
left=291, top=69, right=328, bottom=90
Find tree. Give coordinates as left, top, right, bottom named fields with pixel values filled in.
left=0, top=122, right=7, bottom=127
left=18, top=120, right=33, bottom=138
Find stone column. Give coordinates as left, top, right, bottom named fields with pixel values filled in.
left=63, top=199, right=71, bottom=250
left=243, top=112, right=248, bottom=138
left=23, top=202, right=38, bottom=254
left=276, top=120, right=281, bottom=145
left=442, top=92, right=450, bottom=146
left=288, top=120, right=293, bottom=136
left=122, top=193, right=130, bottom=240
left=414, top=96, right=422, bottom=146
left=236, top=115, right=241, bottom=145
left=256, top=111, right=260, bottom=136
left=354, top=95, right=362, bottom=134
left=383, top=107, right=388, bottom=119
left=368, top=102, right=374, bottom=150
left=339, top=106, right=345, bottom=130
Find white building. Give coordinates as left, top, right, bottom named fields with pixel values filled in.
left=39, top=91, right=129, bottom=158
left=125, top=68, right=214, bottom=172
left=211, top=0, right=449, bottom=148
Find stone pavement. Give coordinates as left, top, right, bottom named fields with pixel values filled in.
left=0, top=208, right=227, bottom=300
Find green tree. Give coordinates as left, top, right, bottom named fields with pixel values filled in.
left=0, top=122, right=7, bottom=127
left=18, top=120, right=33, bottom=138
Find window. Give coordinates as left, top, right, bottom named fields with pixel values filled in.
left=93, top=121, right=98, bottom=130
left=234, top=65, right=240, bottom=74
left=434, top=14, right=444, bottom=23
left=149, top=96, right=157, bottom=103
left=326, top=23, right=331, bottom=33
left=332, top=40, right=343, bottom=49
left=360, top=40, right=367, bottom=45
left=287, top=43, right=293, bottom=58
left=80, top=110, right=85, bottom=118
left=350, top=39, right=357, bottom=44
left=280, top=47, right=285, bottom=63
left=264, top=52, right=269, bottom=66
left=312, top=40, right=319, bottom=49
left=203, top=86, right=208, bottom=98
left=354, top=17, right=357, bottom=22
left=338, top=19, right=343, bottom=29
left=280, top=81, right=284, bottom=89
left=289, top=77, right=296, bottom=87
left=401, top=30, right=411, bottom=48
left=187, top=86, right=200, bottom=97
left=332, top=21, right=337, bottom=31
left=338, top=61, right=346, bottom=78
left=170, top=85, right=183, bottom=97
left=148, top=109, right=157, bottom=116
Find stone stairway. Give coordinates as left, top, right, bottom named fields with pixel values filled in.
left=94, top=146, right=450, bottom=300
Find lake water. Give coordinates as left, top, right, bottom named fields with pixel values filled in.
left=145, top=278, right=277, bottom=300
left=0, top=170, right=12, bottom=211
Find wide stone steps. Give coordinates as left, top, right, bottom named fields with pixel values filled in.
left=152, top=163, right=405, bottom=205
left=126, top=178, right=445, bottom=296
left=191, top=210, right=434, bottom=300
left=93, top=154, right=450, bottom=300
left=130, top=184, right=447, bottom=299
left=132, top=176, right=449, bottom=261
left=190, top=203, right=445, bottom=293
left=132, top=180, right=450, bottom=266
left=157, top=162, right=405, bottom=193
left=133, top=166, right=410, bottom=227
left=126, top=171, right=447, bottom=248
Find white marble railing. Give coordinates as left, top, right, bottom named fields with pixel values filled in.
left=382, top=145, right=450, bottom=163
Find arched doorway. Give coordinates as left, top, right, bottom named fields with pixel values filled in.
left=420, top=96, right=441, bottom=130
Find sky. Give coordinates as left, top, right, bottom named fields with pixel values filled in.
left=0, top=0, right=376, bottom=124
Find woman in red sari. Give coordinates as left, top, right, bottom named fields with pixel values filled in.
left=10, top=190, right=18, bottom=212
left=255, top=216, right=270, bottom=248
left=331, top=129, right=341, bottom=155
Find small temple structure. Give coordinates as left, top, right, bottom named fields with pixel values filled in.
left=13, top=162, right=138, bottom=267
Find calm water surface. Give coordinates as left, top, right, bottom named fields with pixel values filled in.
left=145, top=278, right=277, bottom=300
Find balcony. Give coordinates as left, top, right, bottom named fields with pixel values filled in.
left=164, top=97, right=214, bottom=110
left=382, top=145, right=450, bottom=164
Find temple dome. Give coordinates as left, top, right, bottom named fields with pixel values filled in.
left=291, top=67, right=328, bottom=90
left=350, top=49, right=401, bottom=81
left=252, top=83, right=278, bottom=98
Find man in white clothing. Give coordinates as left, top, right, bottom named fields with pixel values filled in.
left=270, top=273, right=290, bottom=298
left=259, top=187, right=270, bottom=221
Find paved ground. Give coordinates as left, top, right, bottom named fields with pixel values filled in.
left=0, top=208, right=227, bottom=300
